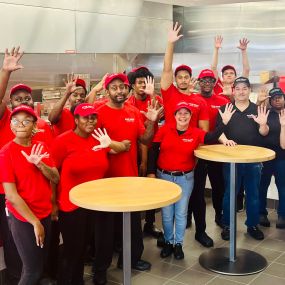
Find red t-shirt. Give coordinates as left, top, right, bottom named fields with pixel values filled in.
left=51, top=130, right=109, bottom=212
left=161, top=84, right=209, bottom=127
left=196, top=93, right=230, bottom=131
left=93, top=98, right=109, bottom=109
left=214, top=78, right=233, bottom=101
left=0, top=106, right=54, bottom=149
left=154, top=124, right=206, bottom=172
left=0, top=141, right=54, bottom=221
left=96, top=104, right=145, bottom=177
left=52, top=108, right=75, bottom=137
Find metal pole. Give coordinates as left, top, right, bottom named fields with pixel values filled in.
left=229, top=163, right=237, bottom=262
left=123, top=212, right=131, bottom=285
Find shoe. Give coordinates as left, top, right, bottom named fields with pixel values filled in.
left=247, top=226, right=264, bottom=240
left=93, top=271, right=107, bottom=285
left=215, top=214, right=224, bottom=228
left=221, top=226, right=230, bottom=241
left=236, top=196, right=244, bottom=212
left=259, top=215, right=270, bottom=227
left=276, top=216, right=285, bottom=229
left=195, top=232, right=214, bottom=247
left=186, top=217, right=192, bottom=229
left=117, top=259, right=151, bottom=271
left=173, top=243, right=184, bottom=260
left=143, top=223, right=162, bottom=239
left=157, top=233, right=165, bottom=248
left=160, top=242, right=173, bottom=258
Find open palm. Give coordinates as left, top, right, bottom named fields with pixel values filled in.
left=2, top=47, right=24, bottom=72
left=168, top=22, right=183, bottom=43
left=21, top=144, right=49, bottom=166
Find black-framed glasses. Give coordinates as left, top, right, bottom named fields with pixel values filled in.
left=11, top=118, right=34, bottom=127
left=199, top=78, right=216, bottom=84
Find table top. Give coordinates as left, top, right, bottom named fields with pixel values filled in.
left=194, top=144, right=275, bottom=163
left=70, top=177, right=182, bottom=212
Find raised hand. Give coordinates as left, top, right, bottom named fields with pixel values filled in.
left=218, top=103, right=236, bottom=125
left=237, top=38, right=250, bottom=51
left=144, top=76, right=155, bottom=96
left=93, top=73, right=109, bottom=93
left=2, top=47, right=24, bottom=72
left=63, top=73, right=80, bottom=95
left=248, top=106, right=269, bottom=126
left=168, top=22, right=183, bottom=43
left=141, top=99, right=164, bottom=122
left=214, top=35, right=223, bottom=49
left=188, top=78, right=198, bottom=93
left=21, top=144, right=50, bottom=166
left=279, top=109, right=285, bottom=127
left=92, top=128, right=112, bottom=150
left=257, top=87, right=270, bottom=106
left=218, top=82, right=233, bottom=97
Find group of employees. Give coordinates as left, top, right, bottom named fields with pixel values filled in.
left=0, top=22, right=285, bottom=285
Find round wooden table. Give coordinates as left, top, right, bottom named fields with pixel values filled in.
left=194, top=144, right=275, bottom=276
left=70, top=177, right=182, bottom=285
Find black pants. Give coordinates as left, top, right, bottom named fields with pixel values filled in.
left=9, top=214, right=51, bottom=285
left=93, top=211, right=144, bottom=273
left=58, top=208, right=88, bottom=285
left=188, top=159, right=225, bottom=234
left=0, top=194, right=22, bottom=285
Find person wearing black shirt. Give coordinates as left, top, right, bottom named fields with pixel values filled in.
left=217, top=77, right=270, bottom=240
left=259, top=88, right=285, bottom=229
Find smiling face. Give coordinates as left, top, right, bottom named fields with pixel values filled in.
left=199, top=77, right=216, bottom=96
left=175, top=70, right=191, bottom=91
left=10, top=111, right=36, bottom=139
left=233, top=83, right=251, bottom=103
left=69, top=87, right=87, bottom=107
left=175, top=108, right=191, bottom=130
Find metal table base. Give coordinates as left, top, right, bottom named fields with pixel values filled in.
left=123, top=212, right=131, bottom=285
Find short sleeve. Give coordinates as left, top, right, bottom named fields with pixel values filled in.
left=0, top=151, right=15, bottom=183
left=160, top=84, right=176, bottom=104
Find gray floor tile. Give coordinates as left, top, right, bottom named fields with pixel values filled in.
left=264, top=262, right=285, bottom=279
left=207, top=276, right=248, bottom=284
left=173, top=268, right=215, bottom=285
left=251, top=246, right=283, bottom=261
left=258, top=238, right=285, bottom=252
left=147, top=261, right=186, bottom=279
left=275, top=253, right=285, bottom=265
left=250, top=273, right=285, bottom=285
left=132, top=272, right=168, bottom=285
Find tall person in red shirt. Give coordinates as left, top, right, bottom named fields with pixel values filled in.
left=0, top=105, right=59, bottom=285
left=127, top=66, right=163, bottom=239
left=160, top=22, right=209, bottom=131
left=48, top=74, right=87, bottom=136
left=188, top=69, right=230, bottom=245
left=93, top=73, right=162, bottom=284
left=51, top=103, right=129, bottom=285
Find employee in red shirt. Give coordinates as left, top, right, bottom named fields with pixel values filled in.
left=51, top=103, right=128, bottom=285
left=160, top=22, right=209, bottom=131
left=93, top=73, right=162, bottom=284
left=0, top=105, right=59, bottom=285
left=187, top=69, right=230, bottom=246
left=147, top=101, right=235, bottom=260
left=127, top=66, right=163, bottom=238
left=48, top=74, right=87, bottom=136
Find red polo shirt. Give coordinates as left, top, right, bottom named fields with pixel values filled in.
left=51, top=130, right=109, bottom=212
left=154, top=124, right=206, bottom=172
left=196, top=93, right=230, bottom=131
left=51, top=108, right=75, bottom=137
left=96, top=103, right=145, bottom=177
left=161, top=84, right=209, bottom=127
left=0, top=141, right=54, bottom=221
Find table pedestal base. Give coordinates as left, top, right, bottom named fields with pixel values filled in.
left=199, top=247, right=267, bottom=275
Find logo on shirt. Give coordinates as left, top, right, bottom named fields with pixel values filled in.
left=211, top=105, right=221, bottom=109
left=82, top=105, right=94, bottom=109
left=182, top=138, right=193, bottom=143
left=188, top=103, right=199, bottom=108
left=125, top=118, right=135, bottom=122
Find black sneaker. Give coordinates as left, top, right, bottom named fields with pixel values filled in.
left=143, top=223, right=163, bottom=239
left=259, top=215, right=270, bottom=227
left=215, top=214, right=224, bottom=228
left=160, top=242, right=173, bottom=258
left=221, top=226, right=230, bottom=241
left=156, top=233, right=165, bottom=248
left=195, top=232, right=214, bottom=247
left=173, top=243, right=184, bottom=260
left=276, top=216, right=285, bottom=229
left=247, top=226, right=264, bottom=240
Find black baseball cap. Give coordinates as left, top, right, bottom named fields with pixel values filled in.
left=233, top=77, right=250, bottom=88
left=269, top=87, right=285, bottom=104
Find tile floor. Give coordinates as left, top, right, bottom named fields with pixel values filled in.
left=83, top=199, right=285, bottom=285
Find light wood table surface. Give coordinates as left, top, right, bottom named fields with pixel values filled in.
left=70, top=177, right=182, bottom=285
left=194, top=144, right=275, bottom=276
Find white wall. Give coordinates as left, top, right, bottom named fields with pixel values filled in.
left=0, top=0, right=172, bottom=53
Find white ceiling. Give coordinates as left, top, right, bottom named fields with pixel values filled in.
left=145, top=0, right=275, bottom=6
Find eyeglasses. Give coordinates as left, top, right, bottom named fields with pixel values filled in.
left=199, top=78, right=216, bottom=84
left=11, top=118, right=34, bottom=127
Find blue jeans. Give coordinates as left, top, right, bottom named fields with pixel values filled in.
left=157, top=169, right=194, bottom=244
left=259, top=159, right=285, bottom=218
left=222, top=163, right=261, bottom=227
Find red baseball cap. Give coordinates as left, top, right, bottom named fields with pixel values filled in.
left=10, top=105, right=37, bottom=121
left=104, top=73, right=130, bottom=89
left=75, top=78, right=87, bottom=90
left=198, top=69, right=216, bottom=79
left=10, top=84, right=32, bottom=97
left=174, top=101, right=192, bottom=114
left=221, top=65, right=237, bottom=75
left=131, top=66, right=149, bottom=72
left=74, top=103, right=98, bottom=117
left=174, top=64, right=192, bottom=77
